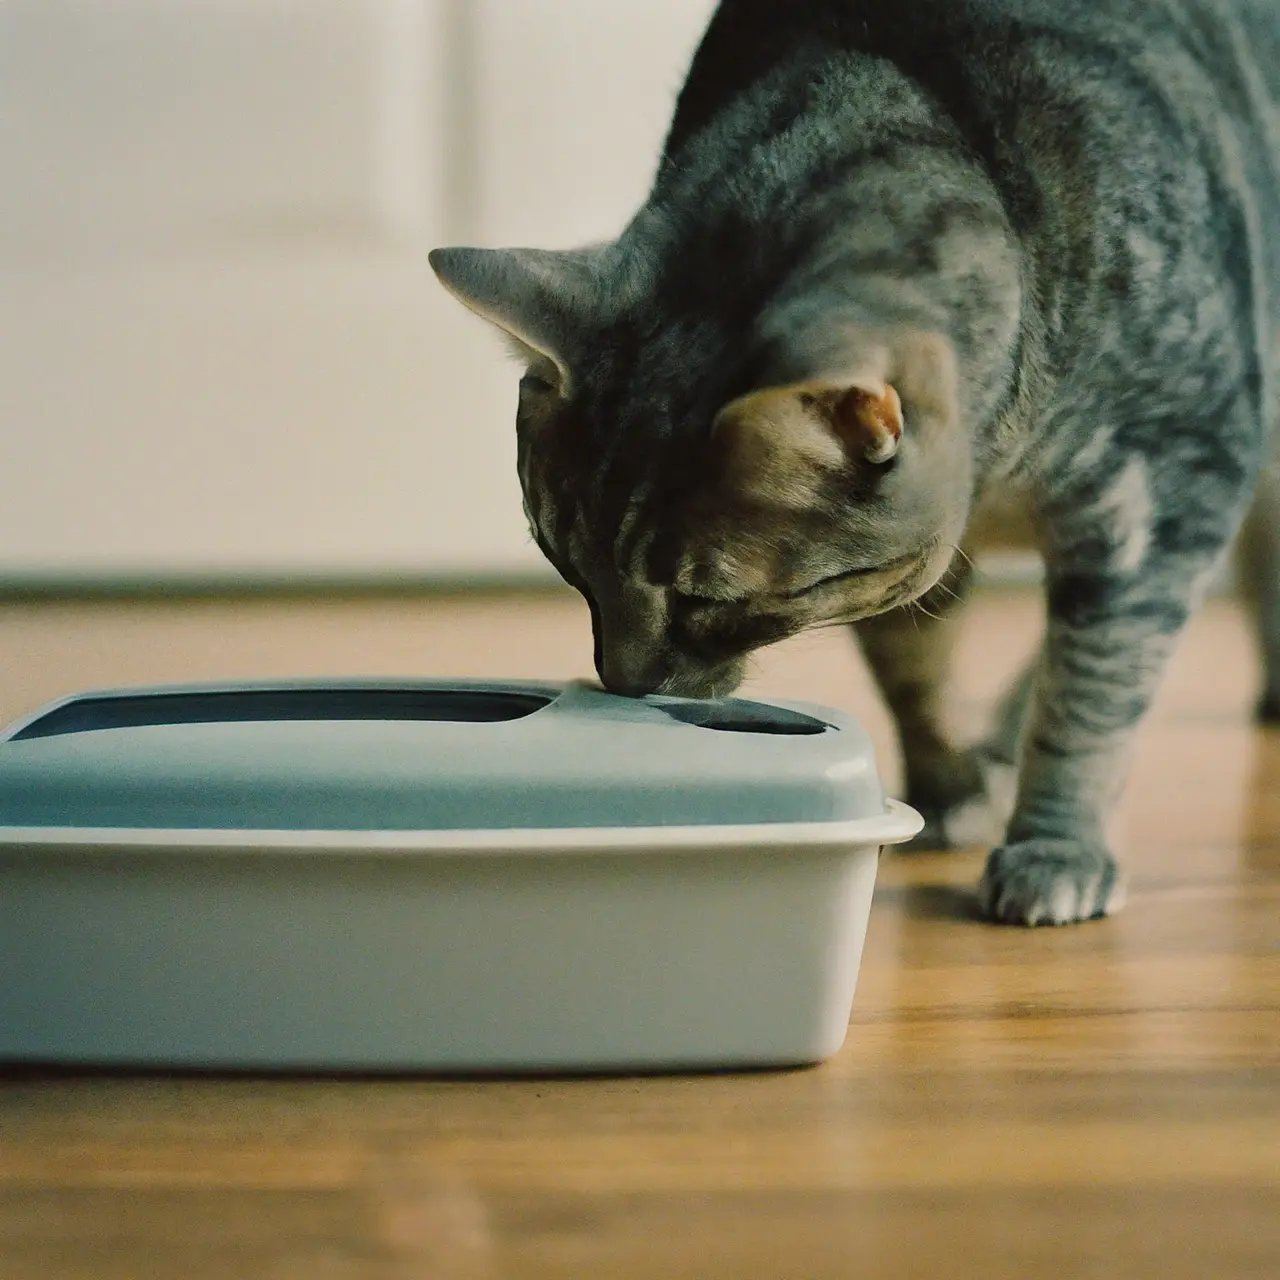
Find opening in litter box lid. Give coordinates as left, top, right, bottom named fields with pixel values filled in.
left=10, top=687, right=553, bottom=741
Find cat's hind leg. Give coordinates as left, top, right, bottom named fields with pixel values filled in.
left=983, top=653, right=1037, bottom=767
left=854, top=550, right=1014, bottom=850
left=1235, top=444, right=1280, bottom=722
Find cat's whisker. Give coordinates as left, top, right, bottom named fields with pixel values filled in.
left=909, top=597, right=947, bottom=624
left=932, top=578, right=961, bottom=606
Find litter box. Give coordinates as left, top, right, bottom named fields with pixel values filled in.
left=0, top=679, right=921, bottom=1072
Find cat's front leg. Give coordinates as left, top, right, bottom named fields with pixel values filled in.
left=979, top=535, right=1220, bottom=926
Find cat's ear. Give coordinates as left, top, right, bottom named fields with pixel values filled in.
left=711, top=376, right=904, bottom=504
left=800, top=379, right=905, bottom=463
left=713, top=332, right=958, bottom=503
left=428, top=245, right=602, bottom=382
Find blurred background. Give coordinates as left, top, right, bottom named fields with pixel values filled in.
left=2, top=14, right=1276, bottom=1277
left=0, top=0, right=726, bottom=590
left=0, top=0, right=1051, bottom=759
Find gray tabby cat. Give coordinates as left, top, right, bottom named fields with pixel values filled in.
left=430, top=0, right=1280, bottom=926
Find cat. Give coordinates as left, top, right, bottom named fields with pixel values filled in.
left=429, top=0, right=1280, bottom=926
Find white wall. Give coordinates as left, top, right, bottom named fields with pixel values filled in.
left=0, top=0, right=717, bottom=585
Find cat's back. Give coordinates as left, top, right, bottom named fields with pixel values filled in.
left=667, top=0, right=1280, bottom=156
left=667, top=0, right=1280, bottom=328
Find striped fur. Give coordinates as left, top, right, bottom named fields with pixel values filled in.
left=431, top=0, right=1280, bottom=925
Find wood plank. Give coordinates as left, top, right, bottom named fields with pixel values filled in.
left=0, top=588, right=1277, bottom=1278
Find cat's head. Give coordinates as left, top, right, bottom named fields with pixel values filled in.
left=430, top=243, right=973, bottom=697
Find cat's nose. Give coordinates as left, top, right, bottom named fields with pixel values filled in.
left=597, top=665, right=661, bottom=699
left=596, top=650, right=664, bottom=698
left=604, top=676, right=657, bottom=698
left=592, top=586, right=670, bottom=697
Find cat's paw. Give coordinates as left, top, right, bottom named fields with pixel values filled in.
left=978, top=839, right=1126, bottom=926
left=905, top=753, right=1016, bottom=851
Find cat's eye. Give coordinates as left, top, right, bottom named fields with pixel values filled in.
left=520, top=372, right=556, bottom=395
left=783, top=565, right=879, bottom=599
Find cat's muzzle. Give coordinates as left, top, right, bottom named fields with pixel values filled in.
left=597, top=651, right=746, bottom=700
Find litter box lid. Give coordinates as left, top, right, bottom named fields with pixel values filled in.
left=0, top=679, right=890, bottom=832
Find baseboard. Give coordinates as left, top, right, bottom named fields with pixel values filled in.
left=0, top=552, right=1235, bottom=601
left=972, top=551, right=1236, bottom=597
left=0, top=568, right=568, bottom=602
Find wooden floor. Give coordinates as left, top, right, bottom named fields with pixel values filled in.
left=1, top=586, right=1277, bottom=1279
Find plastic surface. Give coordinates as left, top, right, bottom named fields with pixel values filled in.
left=0, top=680, right=922, bottom=1072
left=0, top=679, right=883, bottom=830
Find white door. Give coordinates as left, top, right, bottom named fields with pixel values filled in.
left=469, top=0, right=717, bottom=248
left=0, top=0, right=715, bottom=585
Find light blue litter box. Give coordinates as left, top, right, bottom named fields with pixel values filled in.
left=0, top=679, right=921, bottom=1072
